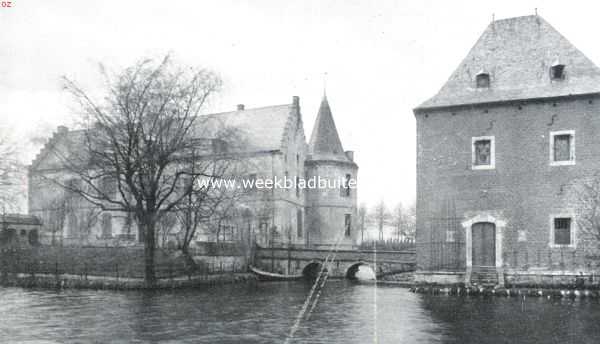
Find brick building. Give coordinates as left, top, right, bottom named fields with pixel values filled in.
left=28, top=95, right=358, bottom=249
left=414, top=15, right=600, bottom=285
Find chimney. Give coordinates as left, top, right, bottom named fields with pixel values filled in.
left=57, top=125, right=68, bottom=134
left=237, top=104, right=245, bottom=111
left=345, top=150, right=354, bottom=161
left=292, top=96, right=300, bottom=107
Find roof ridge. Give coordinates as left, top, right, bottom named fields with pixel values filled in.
left=206, top=103, right=291, bottom=117
left=492, top=14, right=537, bottom=23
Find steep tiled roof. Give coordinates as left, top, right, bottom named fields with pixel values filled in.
left=416, top=15, right=600, bottom=110
left=197, top=104, right=294, bottom=152
left=30, top=103, right=296, bottom=170
left=308, top=95, right=351, bottom=162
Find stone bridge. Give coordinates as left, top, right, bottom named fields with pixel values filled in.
left=254, top=246, right=416, bottom=279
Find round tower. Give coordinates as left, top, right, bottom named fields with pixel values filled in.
left=305, top=95, right=358, bottom=248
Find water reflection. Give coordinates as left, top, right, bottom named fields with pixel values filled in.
left=0, top=283, right=599, bottom=343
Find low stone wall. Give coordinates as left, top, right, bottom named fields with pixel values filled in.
left=413, top=271, right=465, bottom=285
left=504, top=271, right=599, bottom=289
left=192, top=255, right=247, bottom=273
left=1, top=244, right=249, bottom=279
left=0, top=271, right=256, bottom=290
left=410, top=285, right=600, bottom=299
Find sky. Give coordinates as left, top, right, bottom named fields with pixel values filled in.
left=2, top=0, right=600, bottom=210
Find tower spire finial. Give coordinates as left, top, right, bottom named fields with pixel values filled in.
left=323, top=72, right=328, bottom=98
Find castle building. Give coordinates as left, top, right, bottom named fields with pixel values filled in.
left=414, top=15, right=600, bottom=285
left=28, top=95, right=358, bottom=249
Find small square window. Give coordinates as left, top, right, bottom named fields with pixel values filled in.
left=550, top=64, right=565, bottom=80
left=474, top=140, right=491, bottom=165
left=550, top=131, right=575, bottom=166
left=472, top=136, right=495, bottom=170
left=517, top=230, right=527, bottom=242
left=553, top=217, right=571, bottom=246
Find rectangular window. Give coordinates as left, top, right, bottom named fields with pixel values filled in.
left=340, top=174, right=351, bottom=197
left=295, top=176, right=300, bottom=198
left=344, top=214, right=351, bottom=237
left=100, top=177, right=117, bottom=198
left=211, top=139, right=227, bottom=154
left=471, top=136, right=495, bottom=170
left=248, top=173, right=257, bottom=191
left=258, top=217, right=269, bottom=245
left=297, top=210, right=303, bottom=238
left=553, top=217, right=571, bottom=246
left=518, top=230, right=527, bottom=242
left=101, top=213, right=112, bottom=239
left=446, top=230, right=455, bottom=243
left=550, top=130, right=575, bottom=165
left=219, top=223, right=235, bottom=242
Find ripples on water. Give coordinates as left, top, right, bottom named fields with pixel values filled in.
left=1, top=282, right=600, bottom=343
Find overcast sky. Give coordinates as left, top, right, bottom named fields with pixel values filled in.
left=2, top=0, right=600, bottom=209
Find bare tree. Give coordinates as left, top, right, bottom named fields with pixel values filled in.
left=371, top=200, right=391, bottom=241
left=157, top=211, right=178, bottom=248
left=78, top=206, right=102, bottom=245
left=391, top=202, right=406, bottom=241
left=404, top=202, right=416, bottom=242
left=575, top=175, right=600, bottom=248
left=47, top=55, right=223, bottom=285
left=172, top=137, right=249, bottom=259
left=0, top=127, right=24, bottom=213
left=40, top=194, right=70, bottom=245
left=358, top=202, right=367, bottom=243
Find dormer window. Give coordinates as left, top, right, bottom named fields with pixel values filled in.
left=550, top=63, right=565, bottom=80
left=476, top=72, right=490, bottom=88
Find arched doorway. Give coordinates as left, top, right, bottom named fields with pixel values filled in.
left=471, top=222, right=496, bottom=268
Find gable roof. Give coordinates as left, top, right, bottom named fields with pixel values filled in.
left=197, top=103, right=294, bottom=152
left=30, top=103, right=297, bottom=170
left=416, top=15, right=600, bottom=110
left=308, top=95, right=351, bottom=162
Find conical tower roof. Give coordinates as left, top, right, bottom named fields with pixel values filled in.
left=308, top=95, right=348, bottom=161
left=416, top=15, right=600, bottom=110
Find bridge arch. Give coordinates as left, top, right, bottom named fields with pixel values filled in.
left=345, top=262, right=375, bottom=280
left=302, top=261, right=326, bottom=280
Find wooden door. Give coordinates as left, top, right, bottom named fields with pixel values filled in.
left=472, top=222, right=495, bottom=267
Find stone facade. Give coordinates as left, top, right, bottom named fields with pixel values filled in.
left=28, top=95, right=358, bottom=249
left=414, top=15, right=600, bottom=285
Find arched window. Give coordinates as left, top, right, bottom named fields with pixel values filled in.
left=476, top=72, right=490, bottom=88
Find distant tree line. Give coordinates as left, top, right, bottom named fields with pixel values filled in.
left=356, top=200, right=416, bottom=246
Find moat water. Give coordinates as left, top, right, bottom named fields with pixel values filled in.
left=1, top=281, right=600, bottom=343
